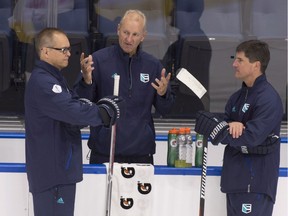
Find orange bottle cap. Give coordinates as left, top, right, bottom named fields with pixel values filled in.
left=169, top=128, right=179, bottom=134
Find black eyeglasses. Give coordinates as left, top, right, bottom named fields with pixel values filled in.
left=47, top=47, right=71, bottom=54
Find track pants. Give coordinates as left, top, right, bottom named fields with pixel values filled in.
left=32, top=184, right=76, bottom=216
left=226, top=193, right=274, bottom=216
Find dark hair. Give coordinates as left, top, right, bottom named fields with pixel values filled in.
left=34, top=27, right=67, bottom=56
left=236, top=40, right=270, bottom=73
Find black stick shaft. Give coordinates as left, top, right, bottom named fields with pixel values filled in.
left=199, top=94, right=209, bottom=216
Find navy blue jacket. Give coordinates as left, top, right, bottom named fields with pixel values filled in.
left=220, top=74, right=283, bottom=202
left=76, top=44, right=175, bottom=156
left=25, top=60, right=104, bottom=193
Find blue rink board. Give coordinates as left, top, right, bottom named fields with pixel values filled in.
left=0, top=132, right=287, bottom=177
left=0, top=163, right=287, bottom=177
left=0, top=132, right=287, bottom=143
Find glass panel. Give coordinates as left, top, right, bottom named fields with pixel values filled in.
left=0, top=0, right=286, bottom=119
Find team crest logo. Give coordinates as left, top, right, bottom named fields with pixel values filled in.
left=242, top=103, right=250, bottom=113
left=137, top=182, right=152, bottom=195
left=241, top=146, right=249, bottom=154
left=121, top=167, right=135, bottom=178
left=52, top=84, right=62, bottom=93
left=140, top=73, right=149, bottom=83
left=242, top=203, right=252, bottom=214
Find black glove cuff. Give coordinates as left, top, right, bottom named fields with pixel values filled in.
left=97, top=97, right=120, bottom=119
left=210, top=121, right=229, bottom=142
left=98, top=104, right=113, bottom=127
left=79, top=98, right=93, bottom=106
left=97, top=96, right=122, bottom=127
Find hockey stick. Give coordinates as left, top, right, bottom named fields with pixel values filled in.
left=176, top=68, right=209, bottom=216
left=105, top=74, right=120, bottom=216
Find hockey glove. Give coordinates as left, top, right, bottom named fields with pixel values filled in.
left=97, top=96, right=124, bottom=128
left=79, top=98, right=93, bottom=106
left=195, top=110, right=229, bottom=145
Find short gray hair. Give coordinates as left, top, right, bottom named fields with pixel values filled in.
left=119, top=9, right=147, bottom=32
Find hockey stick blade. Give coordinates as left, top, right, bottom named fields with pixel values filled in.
left=176, top=68, right=207, bottom=99
left=176, top=68, right=209, bottom=216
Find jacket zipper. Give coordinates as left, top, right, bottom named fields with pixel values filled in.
left=244, top=88, right=248, bottom=101
left=128, top=57, right=133, bottom=97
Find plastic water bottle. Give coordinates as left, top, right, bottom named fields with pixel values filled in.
left=175, top=128, right=186, bottom=168
left=195, top=133, right=204, bottom=167
left=185, top=128, right=193, bottom=167
left=167, top=128, right=179, bottom=167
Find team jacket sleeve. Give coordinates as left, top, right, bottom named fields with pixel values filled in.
left=221, top=90, right=283, bottom=148
left=32, top=73, right=103, bottom=127
left=73, top=75, right=97, bottom=102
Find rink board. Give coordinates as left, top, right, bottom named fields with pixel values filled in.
left=0, top=164, right=287, bottom=216
left=0, top=132, right=287, bottom=215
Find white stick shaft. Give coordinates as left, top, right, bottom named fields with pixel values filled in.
left=113, top=75, right=120, bottom=96
left=106, top=75, right=120, bottom=216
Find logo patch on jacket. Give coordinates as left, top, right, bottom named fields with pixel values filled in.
left=140, top=73, right=149, bottom=83
left=242, top=103, right=250, bottom=113
left=242, top=203, right=252, bottom=214
left=52, top=84, right=62, bottom=93
left=57, top=197, right=65, bottom=204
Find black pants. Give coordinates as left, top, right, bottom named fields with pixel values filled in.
left=32, top=184, right=76, bottom=216
left=89, top=150, right=154, bottom=164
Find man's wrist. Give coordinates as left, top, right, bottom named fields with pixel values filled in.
left=80, top=70, right=92, bottom=85
left=82, top=77, right=92, bottom=85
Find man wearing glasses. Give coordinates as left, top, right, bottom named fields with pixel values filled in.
left=25, top=27, right=123, bottom=216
